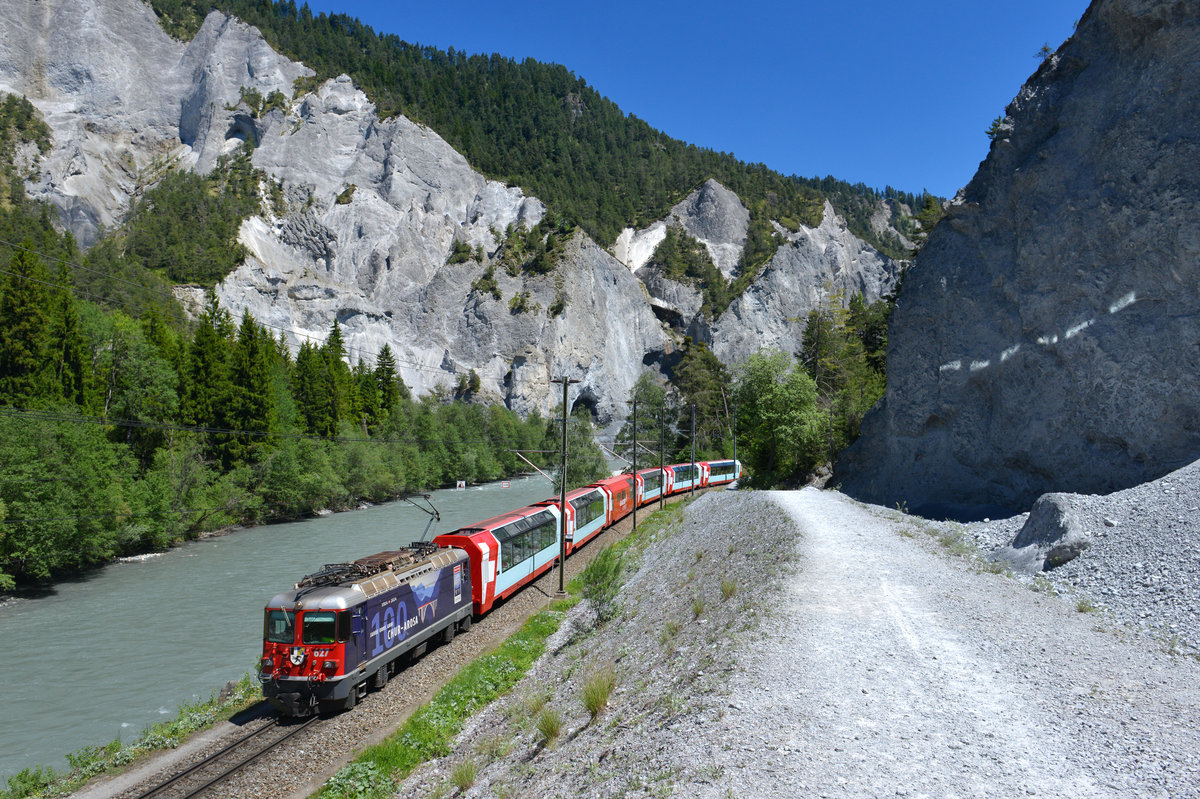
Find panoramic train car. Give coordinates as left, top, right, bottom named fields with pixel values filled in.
left=259, top=545, right=471, bottom=715
left=705, top=459, right=742, bottom=487
left=664, top=462, right=702, bottom=494
left=635, top=466, right=667, bottom=506
left=432, top=503, right=562, bottom=615
left=562, top=484, right=608, bottom=553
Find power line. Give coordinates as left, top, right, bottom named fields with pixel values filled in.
left=0, top=405, right=551, bottom=450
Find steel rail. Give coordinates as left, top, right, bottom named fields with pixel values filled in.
left=131, top=715, right=319, bottom=799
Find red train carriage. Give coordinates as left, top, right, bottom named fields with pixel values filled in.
left=592, top=473, right=635, bottom=526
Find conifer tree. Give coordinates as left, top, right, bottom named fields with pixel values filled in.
left=228, top=309, right=276, bottom=462
left=321, top=319, right=354, bottom=429
left=615, top=372, right=668, bottom=463
left=0, top=242, right=52, bottom=404
left=670, top=337, right=731, bottom=460
left=181, top=298, right=236, bottom=464
left=45, top=263, right=86, bottom=406
left=374, top=343, right=408, bottom=413
left=293, top=340, right=333, bottom=436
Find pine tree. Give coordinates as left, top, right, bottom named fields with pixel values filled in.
left=321, top=319, right=354, bottom=429
left=0, top=242, right=53, bottom=404
left=374, top=343, right=408, bottom=413
left=228, top=309, right=276, bottom=463
left=180, top=298, right=235, bottom=464
left=46, top=263, right=86, bottom=405
left=615, top=372, right=668, bottom=463
left=293, top=340, right=333, bottom=436
left=670, top=337, right=731, bottom=460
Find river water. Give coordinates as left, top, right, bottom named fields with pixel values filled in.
left=0, top=475, right=555, bottom=781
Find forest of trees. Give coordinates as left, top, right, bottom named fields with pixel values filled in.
left=145, top=0, right=923, bottom=261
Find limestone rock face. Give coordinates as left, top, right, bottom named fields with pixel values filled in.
left=0, top=0, right=667, bottom=422
left=669, top=178, right=749, bottom=279
left=611, top=179, right=748, bottom=278
left=0, top=0, right=311, bottom=245
left=711, top=201, right=900, bottom=365
left=838, top=0, right=1200, bottom=516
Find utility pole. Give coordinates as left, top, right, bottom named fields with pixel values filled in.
left=690, top=403, right=696, bottom=497
left=552, top=375, right=580, bottom=595
left=630, top=395, right=637, bottom=533
left=732, top=403, right=739, bottom=480
left=659, top=406, right=666, bottom=511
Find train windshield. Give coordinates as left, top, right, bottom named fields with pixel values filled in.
left=302, top=611, right=337, bottom=644
left=264, top=609, right=294, bottom=643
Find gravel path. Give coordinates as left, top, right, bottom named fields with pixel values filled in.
left=722, top=491, right=1200, bottom=797
left=389, top=489, right=1200, bottom=798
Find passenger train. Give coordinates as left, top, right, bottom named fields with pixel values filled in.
left=259, top=459, right=742, bottom=715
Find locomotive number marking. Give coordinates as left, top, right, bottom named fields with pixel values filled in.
left=369, top=602, right=413, bottom=657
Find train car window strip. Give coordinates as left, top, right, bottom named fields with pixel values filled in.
left=571, top=491, right=606, bottom=527
left=498, top=514, right=558, bottom=574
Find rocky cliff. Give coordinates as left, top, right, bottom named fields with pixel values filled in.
left=612, top=182, right=900, bottom=360
left=0, top=0, right=899, bottom=423
left=711, top=200, right=900, bottom=364
left=838, top=0, right=1200, bottom=517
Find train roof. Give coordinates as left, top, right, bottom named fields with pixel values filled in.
left=447, top=502, right=558, bottom=536
left=265, top=545, right=466, bottom=610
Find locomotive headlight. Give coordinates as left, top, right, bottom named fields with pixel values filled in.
left=322, top=660, right=338, bottom=676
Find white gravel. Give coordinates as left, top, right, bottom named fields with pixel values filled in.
left=390, top=489, right=1200, bottom=798
left=972, top=460, right=1200, bottom=657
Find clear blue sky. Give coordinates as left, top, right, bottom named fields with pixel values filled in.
left=299, top=0, right=1086, bottom=199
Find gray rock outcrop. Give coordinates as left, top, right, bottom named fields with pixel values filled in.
left=0, top=0, right=311, bottom=245
left=0, top=0, right=667, bottom=422
left=711, top=201, right=900, bottom=365
left=838, top=0, right=1200, bottom=516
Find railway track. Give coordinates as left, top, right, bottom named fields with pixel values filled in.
left=130, top=715, right=319, bottom=799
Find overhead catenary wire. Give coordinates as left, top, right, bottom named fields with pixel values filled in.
left=0, top=405, right=550, bottom=450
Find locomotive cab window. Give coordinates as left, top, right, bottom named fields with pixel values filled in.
left=265, top=609, right=294, bottom=643
left=302, top=611, right=337, bottom=644
left=336, top=610, right=351, bottom=642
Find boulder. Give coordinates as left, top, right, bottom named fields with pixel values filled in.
left=996, top=493, right=1093, bottom=573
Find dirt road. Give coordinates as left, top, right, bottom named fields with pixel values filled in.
left=718, top=490, right=1200, bottom=797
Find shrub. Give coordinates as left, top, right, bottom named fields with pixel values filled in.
left=581, top=664, right=617, bottom=719
left=580, top=544, right=624, bottom=624
left=324, top=762, right=396, bottom=799
left=450, top=760, right=477, bottom=793
left=535, top=707, right=563, bottom=747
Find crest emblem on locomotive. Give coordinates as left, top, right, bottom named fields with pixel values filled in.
left=289, top=646, right=305, bottom=666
